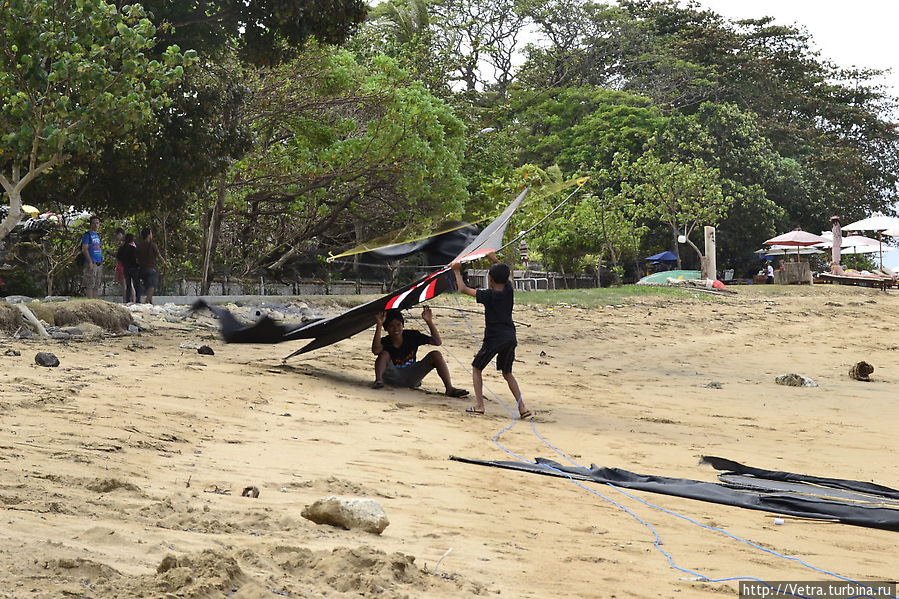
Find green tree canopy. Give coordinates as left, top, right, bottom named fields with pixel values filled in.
left=515, top=87, right=664, bottom=174
left=0, top=0, right=192, bottom=240
left=218, top=46, right=469, bottom=275
left=620, top=152, right=731, bottom=269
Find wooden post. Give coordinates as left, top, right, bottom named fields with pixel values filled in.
left=703, top=226, right=717, bottom=281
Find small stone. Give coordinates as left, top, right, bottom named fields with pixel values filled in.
left=197, top=345, right=215, bottom=356
left=35, top=352, right=60, bottom=367
left=775, top=373, right=818, bottom=387
left=301, top=496, right=389, bottom=534
left=704, top=382, right=723, bottom=389
left=4, top=349, right=21, bottom=357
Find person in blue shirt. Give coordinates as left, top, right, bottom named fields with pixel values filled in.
left=80, top=215, right=103, bottom=299
left=371, top=306, right=468, bottom=397
left=451, top=252, right=531, bottom=419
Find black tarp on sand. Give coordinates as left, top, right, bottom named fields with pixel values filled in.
left=450, top=455, right=899, bottom=531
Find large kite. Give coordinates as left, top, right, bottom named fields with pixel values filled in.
left=195, top=186, right=530, bottom=355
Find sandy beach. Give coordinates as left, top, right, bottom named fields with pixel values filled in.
left=1, top=284, right=897, bottom=598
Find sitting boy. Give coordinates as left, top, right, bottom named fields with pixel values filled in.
left=371, top=306, right=469, bottom=397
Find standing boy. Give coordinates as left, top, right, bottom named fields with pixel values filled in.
left=451, top=252, right=531, bottom=419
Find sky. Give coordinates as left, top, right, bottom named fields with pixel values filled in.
left=696, top=1, right=899, bottom=269
left=697, top=0, right=898, bottom=108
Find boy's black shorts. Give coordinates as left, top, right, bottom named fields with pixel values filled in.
left=472, top=341, right=516, bottom=373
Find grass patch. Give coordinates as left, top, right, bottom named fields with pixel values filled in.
left=4, top=299, right=132, bottom=333
left=293, top=285, right=723, bottom=314
left=515, top=285, right=722, bottom=308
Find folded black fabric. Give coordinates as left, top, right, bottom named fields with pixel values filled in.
left=449, top=456, right=899, bottom=531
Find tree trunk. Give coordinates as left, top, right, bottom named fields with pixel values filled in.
left=201, top=175, right=226, bottom=295
left=353, top=219, right=364, bottom=275
left=0, top=188, right=23, bottom=242
left=1, top=159, right=61, bottom=241
left=686, top=236, right=705, bottom=272
left=672, top=228, right=682, bottom=269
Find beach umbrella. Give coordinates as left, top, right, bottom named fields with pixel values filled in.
left=754, top=246, right=823, bottom=257
left=816, top=233, right=881, bottom=268
left=763, top=229, right=828, bottom=262
left=21, top=205, right=39, bottom=217
left=645, top=250, right=677, bottom=262
left=839, top=245, right=879, bottom=255
left=842, top=214, right=899, bottom=269
left=817, top=233, right=881, bottom=251
left=882, top=227, right=899, bottom=238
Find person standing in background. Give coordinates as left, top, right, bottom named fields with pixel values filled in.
left=136, top=227, right=167, bottom=304
left=116, top=233, right=141, bottom=303
left=80, top=216, right=103, bottom=299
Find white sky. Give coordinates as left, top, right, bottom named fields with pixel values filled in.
left=696, top=0, right=898, bottom=104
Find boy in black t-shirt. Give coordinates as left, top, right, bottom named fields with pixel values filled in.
left=451, top=252, right=531, bottom=419
left=371, top=306, right=469, bottom=397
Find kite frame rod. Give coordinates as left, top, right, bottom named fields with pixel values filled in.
left=497, top=178, right=589, bottom=257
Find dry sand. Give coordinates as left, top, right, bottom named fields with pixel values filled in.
left=0, top=285, right=897, bottom=598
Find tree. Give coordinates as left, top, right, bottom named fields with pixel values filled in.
left=514, top=87, right=663, bottom=174
left=620, top=152, right=731, bottom=270
left=139, top=0, right=367, bottom=66
left=213, top=46, right=468, bottom=282
left=350, top=0, right=453, bottom=95
left=652, top=102, right=790, bottom=265
left=8, top=217, right=83, bottom=296
left=429, top=0, right=529, bottom=95
left=0, top=0, right=191, bottom=242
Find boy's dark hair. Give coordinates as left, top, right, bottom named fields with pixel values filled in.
left=115, top=227, right=125, bottom=235
left=488, top=262, right=511, bottom=284
left=384, top=310, right=404, bottom=326
left=140, top=227, right=151, bottom=239
left=124, top=233, right=135, bottom=243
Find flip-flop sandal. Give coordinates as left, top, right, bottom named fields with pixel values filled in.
left=446, top=388, right=469, bottom=397
left=519, top=410, right=532, bottom=420
left=371, top=381, right=385, bottom=389
left=465, top=407, right=485, bottom=415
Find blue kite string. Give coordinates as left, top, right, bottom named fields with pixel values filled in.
left=422, top=295, right=896, bottom=599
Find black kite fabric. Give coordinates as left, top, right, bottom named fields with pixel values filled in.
left=449, top=456, right=899, bottom=531
left=197, top=187, right=529, bottom=354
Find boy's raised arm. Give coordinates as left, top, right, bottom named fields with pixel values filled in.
left=451, top=261, right=477, bottom=297
left=371, top=311, right=386, bottom=354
